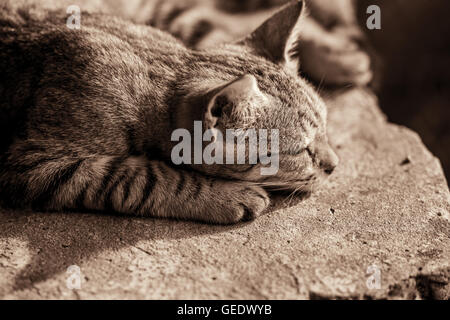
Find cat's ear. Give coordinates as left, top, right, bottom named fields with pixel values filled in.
left=203, top=75, right=264, bottom=130
left=237, top=0, right=304, bottom=74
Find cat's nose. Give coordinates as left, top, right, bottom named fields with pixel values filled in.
left=324, top=167, right=335, bottom=175
left=323, top=167, right=334, bottom=174
left=319, top=148, right=339, bottom=175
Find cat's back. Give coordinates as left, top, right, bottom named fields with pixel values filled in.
left=0, top=2, right=187, bottom=63
left=0, top=3, right=188, bottom=110
left=0, top=3, right=188, bottom=153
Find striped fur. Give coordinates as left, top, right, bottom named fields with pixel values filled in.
left=137, top=0, right=373, bottom=85
left=2, top=0, right=372, bottom=83
left=0, top=1, right=341, bottom=224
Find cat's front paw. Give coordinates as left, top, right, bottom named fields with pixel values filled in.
left=213, top=183, right=270, bottom=224
left=300, top=30, right=373, bottom=86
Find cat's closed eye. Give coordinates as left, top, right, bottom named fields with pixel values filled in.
left=285, top=147, right=307, bottom=157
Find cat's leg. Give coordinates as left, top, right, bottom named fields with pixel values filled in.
left=130, top=0, right=228, bottom=48
left=298, top=15, right=373, bottom=86
left=153, top=0, right=372, bottom=86
left=0, top=150, right=269, bottom=224
left=131, top=0, right=247, bottom=49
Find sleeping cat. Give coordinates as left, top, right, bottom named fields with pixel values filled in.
left=194, top=0, right=373, bottom=86
left=6, top=0, right=372, bottom=86
left=141, top=0, right=372, bottom=86
left=0, top=1, right=339, bottom=224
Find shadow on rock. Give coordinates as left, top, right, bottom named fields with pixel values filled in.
left=0, top=209, right=241, bottom=290
left=0, top=192, right=303, bottom=290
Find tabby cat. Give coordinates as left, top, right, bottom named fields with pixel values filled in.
left=0, top=1, right=341, bottom=224
left=5, top=0, right=373, bottom=85
left=142, top=0, right=372, bottom=86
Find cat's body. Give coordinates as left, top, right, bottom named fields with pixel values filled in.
left=0, top=1, right=357, bottom=224
left=5, top=0, right=372, bottom=85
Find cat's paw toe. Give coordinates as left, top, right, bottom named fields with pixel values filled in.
left=238, top=186, right=270, bottom=222
left=327, top=49, right=373, bottom=86
left=301, top=33, right=373, bottom=86
left=218, top=185, right=270, bottom=224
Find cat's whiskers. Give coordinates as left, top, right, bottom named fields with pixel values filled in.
left=316, top=75, right=326, bottom=97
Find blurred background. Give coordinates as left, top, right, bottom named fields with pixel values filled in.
left=357, top=0, right=450, bottom=183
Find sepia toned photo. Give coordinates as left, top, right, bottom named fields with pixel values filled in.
left=0, top=0, right=448, bottom=305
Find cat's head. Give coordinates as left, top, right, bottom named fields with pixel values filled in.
left=173, top=0, right=338, bottom=195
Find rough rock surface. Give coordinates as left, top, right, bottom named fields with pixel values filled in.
left=1, top=88, right=449, bottom=299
